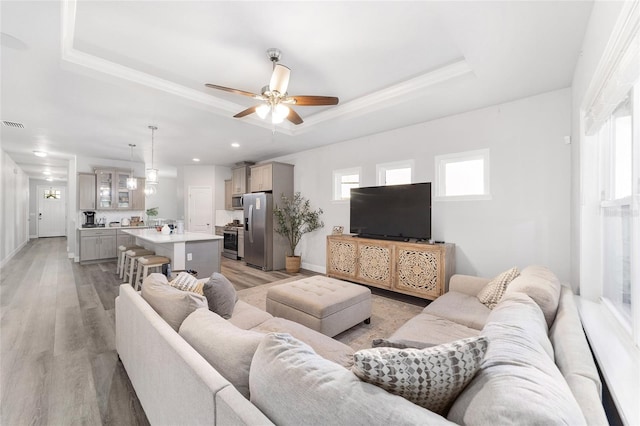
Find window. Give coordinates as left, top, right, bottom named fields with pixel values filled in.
left=376, top=160, right=413, bottom=186
left=333, top=167, right=361, bottom=201
left=43, top=188, right=61, bottom=199
left=435, top=149, right=491, bottom=200
left=597, top=92, right=636, bottom=330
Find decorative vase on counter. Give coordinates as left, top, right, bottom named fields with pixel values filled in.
left=161, top=224, right=171, bottom=235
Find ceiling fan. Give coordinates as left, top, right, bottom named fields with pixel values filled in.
left=205, top=48, right=339, bottom=125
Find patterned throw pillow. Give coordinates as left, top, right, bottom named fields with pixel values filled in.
left=476, top=267, right=520, bottom=309
left=352, top=336, right=488, bottom=415
left=169, top=272, right=204, bottom=295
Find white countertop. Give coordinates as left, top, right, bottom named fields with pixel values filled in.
left=78, top=225, right=151, bottom=231
left=122, top=228, right=223, bottom=243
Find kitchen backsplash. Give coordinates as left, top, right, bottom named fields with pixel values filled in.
left=78, top=211, right=146, bottom=226
left=215, top=209, right=243, bottom=226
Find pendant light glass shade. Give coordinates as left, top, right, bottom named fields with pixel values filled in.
left=127, top=144, right=137, bottom=190
left=146, top=125, right=159, bottom=185
left=144, top=185, right=157, bottom=196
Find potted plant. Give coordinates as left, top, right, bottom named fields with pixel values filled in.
left=146, top=207, right=159, bottom=226
left=273, top=192, right=324, bottom=273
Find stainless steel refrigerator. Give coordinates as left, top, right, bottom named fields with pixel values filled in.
left=244, top=192, right=286, bottom=271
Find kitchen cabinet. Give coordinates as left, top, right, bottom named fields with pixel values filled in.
left=80, top=229, right=117, bottom=262
left=95, top=168, right=144, bottom=211
left=224, top=179, right=233, bottom=210
left=250, top=162, right=293, bottom=194
left=231, top=164, right=252, bottom=196
left=78, top=173, right=96, bottom=210
left=116, top=229, right=136, bottom=247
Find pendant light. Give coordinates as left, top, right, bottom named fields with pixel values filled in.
left=126, top=144, right=137, bottom=190
left=146, top=125, right=159, bottom=185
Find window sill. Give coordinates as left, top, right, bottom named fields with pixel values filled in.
left=575, top=296, right=640, bottom=425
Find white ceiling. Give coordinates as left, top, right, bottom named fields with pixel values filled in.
left=1, top=0, right=594, bottom=183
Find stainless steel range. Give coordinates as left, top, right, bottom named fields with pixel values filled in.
left=222, top=224, right=242, bottom=260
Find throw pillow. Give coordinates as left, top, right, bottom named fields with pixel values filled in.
left=140, top=273, right=208, bottom=331
left=202, top=272, right=238, bottom=319
left=179, top=308, right=264, bottom=399
left=352, top=336, right=488, bottom=415
left=250, top=333, right=451, bottom=425
left=169, top=271, right=204, bottom=295
left=476, top=266, right=520, bottom=309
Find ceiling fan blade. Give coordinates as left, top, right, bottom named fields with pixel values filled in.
left=286, top=108, right=304, bottom=125
left=269, top=64, right=290, bottom=94
left=205, top=84, right=262, bottom=99
left=289, top=95, right=339, bottom=106
left=233, top=105, right=259, bottom=118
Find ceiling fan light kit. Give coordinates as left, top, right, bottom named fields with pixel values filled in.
left=205, top=48, right=339, bottom=126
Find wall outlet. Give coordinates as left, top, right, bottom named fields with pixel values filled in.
left=187, top=253, right=192, bottom=261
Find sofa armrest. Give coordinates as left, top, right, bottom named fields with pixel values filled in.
left=448, top=274, right=490, bottom=296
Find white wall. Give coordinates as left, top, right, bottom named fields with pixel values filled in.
left=570, top=0, right=625, bottom=297
left=1, top=150, right=29, bottom=267
left=272, top=89, right=572, bottom=280
left=144, top=176, right=178, bottom=221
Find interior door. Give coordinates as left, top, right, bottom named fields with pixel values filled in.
left=188, top=186, right=213, bottom=233
left=37, top=185, right=66, bottom=237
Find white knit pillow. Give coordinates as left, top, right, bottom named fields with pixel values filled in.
left=352, top=336, right=488, bottom=415
left=477, top=267, right=520, bottom=309
left=169, top=271, right=204, bottom=295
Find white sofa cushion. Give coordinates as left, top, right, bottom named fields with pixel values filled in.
left=141, top=273, right=208, bottom=331
left=424, top=291, right=491, bottom=330
left=353, top=336, right=488, bottom=415
left=250, top=333, right=455, bottom=426
left=447, top=293, right=586, bottom=425
left=505, top=265, right=561, bottom=328
left=179, top=308, right=264, bottom=399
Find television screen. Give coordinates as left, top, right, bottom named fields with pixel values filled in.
left=350, top=182, right=431, bottom=241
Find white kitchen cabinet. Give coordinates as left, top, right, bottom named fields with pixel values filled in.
left=95, top=168, right=144, bottom=211
left=232, top=165, right=251, bottom=195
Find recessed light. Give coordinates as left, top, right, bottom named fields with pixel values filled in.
left=33, top=150, right=47, bottom=157
left=192, top=158, right=200, bottom=162
left=43, top=171, right=51, bottom=175
left=45, top=177, right=53, bottom=182
left=231, top=143, right=240, bottom=148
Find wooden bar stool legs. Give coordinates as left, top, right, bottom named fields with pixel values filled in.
left=117, top=245, right=143, bottom=277
left=123, top=249, right=155, bottom=285
left=134, top=256, right=172, bottom=290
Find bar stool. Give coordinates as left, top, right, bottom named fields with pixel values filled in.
left=134, top=255, right=172, bottom=290
left=117, top=245, right=144, bottom=277
left=123, top=248, right=155, bottom=285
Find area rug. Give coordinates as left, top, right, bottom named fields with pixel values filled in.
left=236, top=278, right=427, bottom=351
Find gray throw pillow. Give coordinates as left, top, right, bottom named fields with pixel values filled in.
left=202, top=273, right=238, bottom=319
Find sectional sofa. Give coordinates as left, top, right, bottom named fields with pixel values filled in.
left=115, top=266, right=607, bottom=425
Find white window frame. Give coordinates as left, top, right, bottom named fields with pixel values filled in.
left=434, top=149, right=491, bottom=201
left=376, top=160, right=414, bottom=186
left=332, top=167, right=361, bottom=201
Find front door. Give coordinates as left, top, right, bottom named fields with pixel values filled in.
left=37, top=185, right=66, bottom=237
left=188, top=186, right=212, bottom=233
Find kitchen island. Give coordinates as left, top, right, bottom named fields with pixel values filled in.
left=122, top=228, right=223, bottom=278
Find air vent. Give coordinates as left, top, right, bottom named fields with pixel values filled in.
left=2, top=121, right=24, bottom=128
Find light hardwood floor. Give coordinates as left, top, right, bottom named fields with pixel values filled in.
left=0, top=237, right=310, bottom=425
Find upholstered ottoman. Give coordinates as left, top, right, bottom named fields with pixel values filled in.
left=266, top=276, right=372, bottom=337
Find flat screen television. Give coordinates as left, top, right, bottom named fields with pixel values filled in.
left=350, top=182, right=431, bottom=241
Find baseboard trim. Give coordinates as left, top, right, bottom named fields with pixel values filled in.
left=0, top=239, right=28, bottom=269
